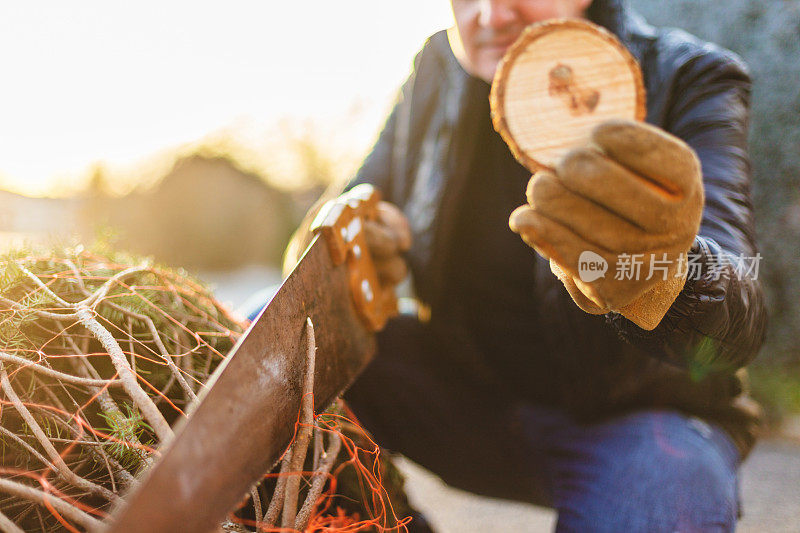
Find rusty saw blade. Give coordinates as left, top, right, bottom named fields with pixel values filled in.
left=104, top=185, right=392, bottom=533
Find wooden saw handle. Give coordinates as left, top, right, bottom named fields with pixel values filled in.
left=310, top=184, right=397, bottom=331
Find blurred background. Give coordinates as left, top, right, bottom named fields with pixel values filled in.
left=1, top=0, right=798, bottom=425
left=0, top=0, right=454, bottom=265
left=1, top=1, right=798, bottom=529
left=632, top=0, right=800, bottom=433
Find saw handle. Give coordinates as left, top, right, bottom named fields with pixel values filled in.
left=310, top=184, right=397, bottom=331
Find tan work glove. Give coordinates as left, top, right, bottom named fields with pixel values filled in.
left=284, top=192, right=411, bottom=291
left=364, top=201, right=412, bottom=289
left=509, top=119, right=705, bottom=330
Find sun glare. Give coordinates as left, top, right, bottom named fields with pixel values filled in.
left=0, top=1, right=454, bottom=197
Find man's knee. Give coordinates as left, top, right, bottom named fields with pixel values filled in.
left=556, top=413, right=740, bottom=532
left=558, top=459, right=738, bottom=532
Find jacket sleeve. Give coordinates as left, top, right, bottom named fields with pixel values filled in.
left=607, top=47, right=768, bottom=372
left=346, top=100, right=400, bottom=194
left=346, top=37, right=433, bottom=197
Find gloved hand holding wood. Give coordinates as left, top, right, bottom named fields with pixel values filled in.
left=509, top=119, right=705, bottom=330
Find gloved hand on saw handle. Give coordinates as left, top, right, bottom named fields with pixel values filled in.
left=364, top=201, right=412, bottom=289
left=509, top=119, right=705, bottom=330
left=283, top=193, right=411, bottom=294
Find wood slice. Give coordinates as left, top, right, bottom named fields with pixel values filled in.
left=490, top=18, right=646, bottom=172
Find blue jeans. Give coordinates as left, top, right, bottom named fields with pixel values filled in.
left=343, top=315, right=741, bottom=532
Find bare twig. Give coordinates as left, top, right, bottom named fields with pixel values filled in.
left=281, top=318, right=317, bottom=529
left=0, top=351, right=122, bottom=388
left=32, top=378, right=68, bottom=413
left=250, top=487, right=263, bottom=530
left=0, top=508, right=25, bottom=533
left=35, top=509, right=45, bottom=532
left=295, top=432, right=342, bottom=531
left=126, top=318, right=136, bottom=379
left=78, top=265, right=148, bottom=308
left=62, top=331, right=152, bottom=471
left=264, top=450, right=292, bottom=527
left=6, top=502, right=33, bottom=527
left=18, top=266, right=72, bottom=308
left=177, top=329, right=197, bottom=401
left=26, top=408, right=139, bottom=489
left=0, top=426, right=58, bottom=473
left=76, top=306, right=173, bottom=442
left=0, top=364, right=117, bottom=502
left=0, top=477, right=103, bottom=530
left=0, top=296, right=79, bottom=320
left=151, top=371, right=178, bottom=408
left=104, top=301, right=197, bottom=401
left=63, top=259, right=87, bottom=293
left=39, top=370, right=122, bottom=495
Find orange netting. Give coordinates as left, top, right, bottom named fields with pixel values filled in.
left=0, top=245, right=411, bottom=532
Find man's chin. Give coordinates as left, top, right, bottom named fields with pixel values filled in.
left=474, top=55, right=504, bottom=83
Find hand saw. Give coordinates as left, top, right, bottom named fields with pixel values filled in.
left=103, top=183, right=395, bottom=533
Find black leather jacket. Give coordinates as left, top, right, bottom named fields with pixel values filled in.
left=349, top=0, right=768, bottom=457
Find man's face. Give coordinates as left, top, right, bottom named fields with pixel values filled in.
left=449, top=0, right=593, bottom=82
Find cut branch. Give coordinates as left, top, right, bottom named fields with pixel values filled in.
left=0, top=351, right=122, bottom=388
left=18, top=266, right=72, bottom=308
left=78, top=265, right=148, bottom=308
left=264, top=449, right=292, bottom=527
left=104, top=301, right=197, bottom=402
left=281, top=318, right=317, bottom=529
left=0, top=508, right=25, bottom=533
left=0, top=364, right=117, bottom=502
left=75, top=306, right=173, bottom=443
left=295, top=432, right=342, bottom=531
left=0, top=477, right=103, bottom=530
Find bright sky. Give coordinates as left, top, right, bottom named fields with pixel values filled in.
left=0, top=1, right=454, bottom=196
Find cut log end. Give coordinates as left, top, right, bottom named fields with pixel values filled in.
left=490, top=18, right=647, bottom=172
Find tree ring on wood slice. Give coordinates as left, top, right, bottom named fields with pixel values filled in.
left=490, top=18, right=646, bottom=172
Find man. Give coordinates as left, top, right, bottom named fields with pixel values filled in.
left=285, top=0, right=767, bottom=530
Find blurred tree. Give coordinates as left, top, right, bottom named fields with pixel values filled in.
left=81, top=155, right=298, bottom=270
left=632, top=0, right=800, bottom=367
left=292, top=127, right=340, bottom=188
left=628, top=0, right=800, bottom=421
left=86, top=163, right=112, bottom=197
